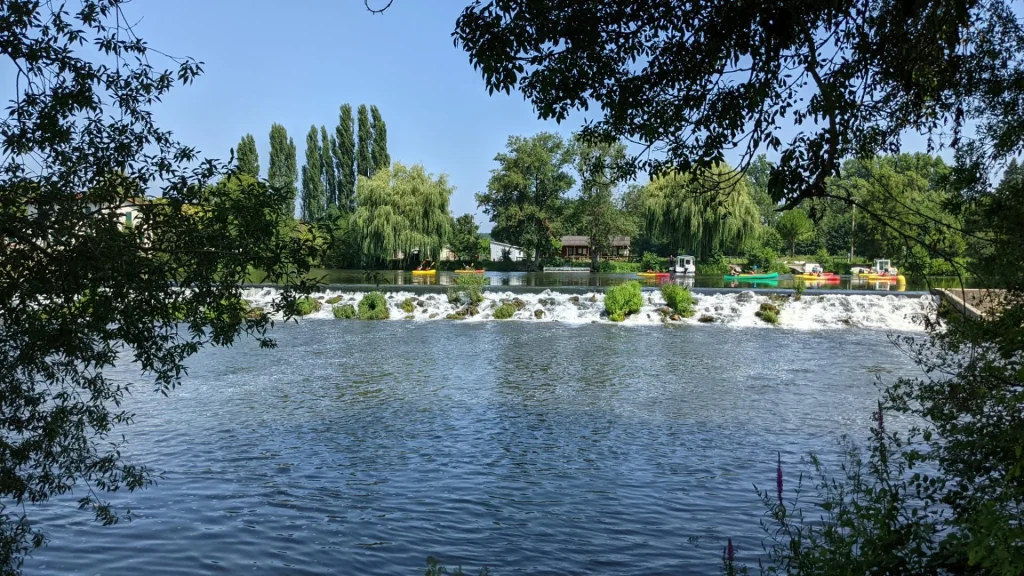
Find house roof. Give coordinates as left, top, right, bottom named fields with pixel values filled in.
left=560, top=235, right=631, bottom=247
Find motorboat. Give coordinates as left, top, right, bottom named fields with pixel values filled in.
left=670, top=255, right=696, bottom=275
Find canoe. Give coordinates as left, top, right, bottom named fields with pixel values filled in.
left=637, top=272, right=670, bottom=278
left=723, top=272, right=779, bottom=281
left=411, top=269, right=437, bottom=276
left=864, top=274, right=906, bottom=283
left=453, top=269, right=485, bottom=274
left=795, top=273, right=840, bottom=282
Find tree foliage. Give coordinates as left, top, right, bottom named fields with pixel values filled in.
left=570, top=136, right=634, bottom=268
left=321, top=126, right=338, bottom=209
left=235, top=134, right=259, bottom=179
left=775, top=209, right=814, bottom=256
left=356, top=104, right=374, bottom=178
left=453, top=0, right=1024, bottom=210
left=645, top=164, right=761, bottom=260
left=370, top=105, right=390, bottom=173
left=334, top=104, right=357, bottom=213
left=449, top=213, right=481, bottom=260
left=268, top=123, right=298, bottom=217
left=0, top=3, right=320, bottom=571
left=353, top=163, right=454, bottom=267
left=300, top=125, right=324, bottom=222
left=477, top=133, right=575, bottom=267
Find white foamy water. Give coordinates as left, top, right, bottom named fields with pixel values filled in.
left=241, top=288, right=936, bottom=331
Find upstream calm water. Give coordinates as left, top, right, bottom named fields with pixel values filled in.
left=29, top=319, right=925, bottom=575
left=299, top=269, right=977, bottom=292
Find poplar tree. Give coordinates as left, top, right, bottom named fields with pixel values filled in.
left=334, top=104, right=356, bottom=212
left=320, top=126, right=337, bottom=208
left=235, top=133, right=259, bottom=178
left=301, top=125, right=324, bottom=222
left=370, top=105, right=390, bottom=172
left=356, top=104, right=373, bottom=178
left=268, top=123, right=298, bottom=217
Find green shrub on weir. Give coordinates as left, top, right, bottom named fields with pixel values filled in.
left=604, top=281, right=643, bottom=322
left=492, top=303, right=516, bottom=319
left=358, top=292, right=390, bottom=320
left=660, top=284, right=695, bottom=318
left=292, top=296, right=322, bottom=317
left=332, top=304, right=356, bottom=319
left=400, top=298, right=415, bottom=313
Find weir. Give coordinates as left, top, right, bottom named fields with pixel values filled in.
left=243, top=286, right=937, bottom=331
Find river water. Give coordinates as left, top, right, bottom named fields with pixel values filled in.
left=27, top=290, right=935, bottom=575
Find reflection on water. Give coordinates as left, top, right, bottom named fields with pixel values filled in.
left=29, top=322, right=925, bottom=575
left=306, top=269, right=972, bottom=292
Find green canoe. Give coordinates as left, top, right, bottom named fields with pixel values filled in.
left=723, top=272, right=779, bottom=281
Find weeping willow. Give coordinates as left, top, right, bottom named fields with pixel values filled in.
left=646, top=163, right=762, bottom=260
left=353, top=162, right=453, bottom=267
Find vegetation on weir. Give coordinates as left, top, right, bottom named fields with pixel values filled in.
left=357, top=292, right=390, bottom=321
left=660, top=284, right=695, bottom=318
left=604, top=282, right=643, bottom=322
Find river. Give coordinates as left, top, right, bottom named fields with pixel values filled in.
left=27, top=290, right=934, bottom=575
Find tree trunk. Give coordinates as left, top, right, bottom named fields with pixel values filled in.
left=591, top=247, right=600, bottom=271
left=791, top=240, right=795, bottom=257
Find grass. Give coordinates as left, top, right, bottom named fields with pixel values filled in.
left=492, top=303, right=516, bottom=319
left=661, top=284, right=696, bottom=318
left=332, top=304, right=356, bottom=319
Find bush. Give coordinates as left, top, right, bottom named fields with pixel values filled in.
left=358, top=292, right=390, bottom=320
left=746, top=247, right=779, bottom=272
left=492, top=303, right=516, bottom=319
left=660, top=284, right=695, bottom=317
left=598, top=260, right=641, bottom=273
left=604, top=281, right=643, bottom=322
left=755, top=302, right=779, bottom=324
left=534, top=309, right=545, bottom=319
left=448, top=273, right=486, bottom=306
left=640, top=251, right=664, bottom=272
left=332, top=304, right=356, bottom=319
left=696, top=253, right=730, bottom=275
left=400, top=298, right=415, bottom=313
left=291, top=296, right=322, bottom=317
left=794, top=279, right=805, bottom=300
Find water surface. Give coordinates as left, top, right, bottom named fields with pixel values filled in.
left=29, top=320, right=925, bottom=575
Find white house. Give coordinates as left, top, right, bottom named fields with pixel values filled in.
left=489, top=240, right=525, bottom=262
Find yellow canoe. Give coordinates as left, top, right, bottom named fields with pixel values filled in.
left=412, top=269, right=437, bottom=275
left=454, top=269, right=485, bottom=274
left=863, top=274, right=906, bottom=283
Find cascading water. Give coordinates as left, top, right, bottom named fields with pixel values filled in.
left=241, top=287, right=936, bottom=331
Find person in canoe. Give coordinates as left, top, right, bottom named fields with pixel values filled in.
left=417, top=259, right=433, bottom=271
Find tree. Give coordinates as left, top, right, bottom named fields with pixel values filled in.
left=320, top=126, right=337, bottom=209
left=235, top=134, right=260, bottom=179
left=268, top=123, right=298, bottom=217
left=746, top=154, right=777, bottom=227
left=356, top=104, right=374, bottom=178
left=572, top=136, right=635, bottom=269
left=353, top=163, right=454, bottom=267
left=645, top=164, right=761, bottom=260
left=449, top=213, right=481, bottom=260
left=0, top=3, right=320, bottom=572
left=774, top=209, right=814, bottom=256
left=300, top=126, right=324, bottom=222
left=370, top=105, right=390, bottom=172
left=334, top=104, right=357, bottom=213
left=453, top=1, right=1024, bottom=211
left=477, top=133, right=575, bottom=268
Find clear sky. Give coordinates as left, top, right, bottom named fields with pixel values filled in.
left=115, top=0, right=592, bottom=230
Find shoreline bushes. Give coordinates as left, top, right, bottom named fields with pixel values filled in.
left=332, top=304, right=356, bottom=319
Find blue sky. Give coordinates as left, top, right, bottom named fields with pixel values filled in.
left=118, top=0, right=591, bottom=229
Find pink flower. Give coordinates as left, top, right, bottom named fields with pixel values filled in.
left=876, top=400, right=885, bottom=435
left=727, top=538, right=735, bottom=562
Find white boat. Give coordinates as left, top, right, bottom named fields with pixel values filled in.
left=670, top=255, right=696, bottom=275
